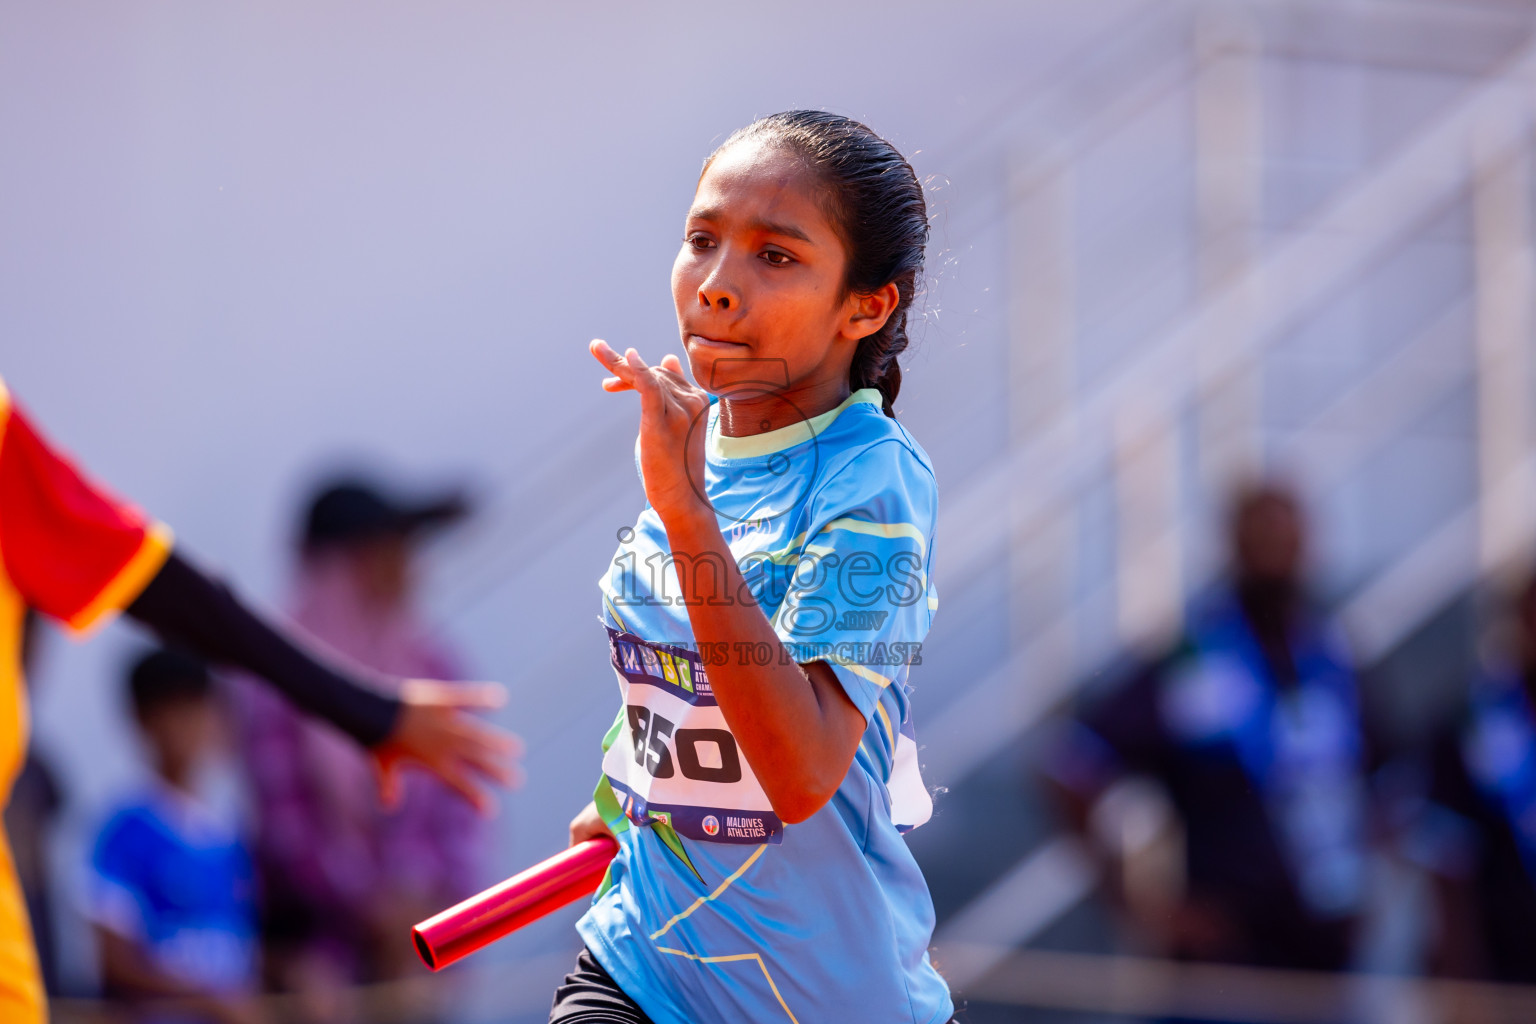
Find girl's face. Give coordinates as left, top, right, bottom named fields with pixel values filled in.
left=672, top=138, right=894, bottom=401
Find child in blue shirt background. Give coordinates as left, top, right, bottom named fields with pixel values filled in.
left=87, top=649, right=259, bottom=1024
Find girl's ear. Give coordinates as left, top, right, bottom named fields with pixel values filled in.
left=843, top=282, right=900, bottom=342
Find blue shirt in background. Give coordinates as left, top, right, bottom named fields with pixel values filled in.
left=88, top=783, right=257, bottom=1003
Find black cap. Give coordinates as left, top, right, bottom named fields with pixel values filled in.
left=302, top=477, right=470, bottom=551
left=128, top=648, right=212, bottom=715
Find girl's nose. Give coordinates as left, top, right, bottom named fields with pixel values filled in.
left=697, top=265, right=741, bottom=312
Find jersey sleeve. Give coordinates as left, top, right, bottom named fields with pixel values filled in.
left=771, top=440, right=937, bottom=721
left=0, top=397, right=173, bottom=633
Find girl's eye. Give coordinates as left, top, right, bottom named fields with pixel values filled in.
left=761, top=250, right=794, bottom=267
left=685, top=234, right=715, bottom=251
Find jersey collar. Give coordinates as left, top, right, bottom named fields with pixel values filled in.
left=707, top=388, right=881, bottom=461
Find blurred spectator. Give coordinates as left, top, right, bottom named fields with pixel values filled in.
left=1046, top=484, right=1371, bottom=986
left=0, top=377, right=514, bottom=1024
left=236, top=477, right=483, bottom=1005
left=1415, top=568, right=1536, bottom=983
left=87, top=649, right=260, bottom=1024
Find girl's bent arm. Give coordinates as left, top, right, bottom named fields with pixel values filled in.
left=662, top=509, right=866, bottom=824
left=592, top=339, right=867, bottom=824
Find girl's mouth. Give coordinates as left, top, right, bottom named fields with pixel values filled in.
left=686, top=334, right=750, bottom=351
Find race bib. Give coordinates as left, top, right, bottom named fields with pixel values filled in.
left=602, top=627, right=784, bottom=844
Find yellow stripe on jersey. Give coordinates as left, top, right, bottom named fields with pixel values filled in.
left=653, top=946, right=801, bottom=1024
left=741, top=532, right=808, bottom=566
left=824, top=653, right=896, bottom=690
left=603, top=593, right=630, bottom=633
left=821, top=517, right=928, bottom=556
left=65, top=521, right=174, bottom=635
left=803, top=521, right=929, bottom=592
left=754, top=519, right=928, bottom=571
left=708, top=388, right=880, bottom=462
left=650, top=844, right=768, bottom=941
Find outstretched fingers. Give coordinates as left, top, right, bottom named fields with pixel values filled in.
left=624, top=348, right=669, bottom=420
left=592, top=340, right=696, bottom=397
left=402, top=679, right=507, bottom=711
left=429, top=755, right=495, bottom=815
left=451, top=712, right=525, bottom=787
left=591, top=339, right=637, bottom=392
left=376, top=679, right=526, bottom=814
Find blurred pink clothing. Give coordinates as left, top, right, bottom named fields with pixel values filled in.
left=236, top=553, right=483, bottom=931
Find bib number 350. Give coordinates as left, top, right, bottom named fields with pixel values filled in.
left=627, top=707, right=743, bottom=784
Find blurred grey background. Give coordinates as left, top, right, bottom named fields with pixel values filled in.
left=6, top=1, right=1536, bottom=1021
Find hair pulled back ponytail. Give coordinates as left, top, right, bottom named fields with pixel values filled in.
left=710, top=111, right=928, bottom=418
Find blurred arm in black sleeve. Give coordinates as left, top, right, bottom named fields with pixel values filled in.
left=127, top=551, right=398, bottom=746
left=125, top=550, right=518, bottom=809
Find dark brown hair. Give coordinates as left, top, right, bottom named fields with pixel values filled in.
left=709, top=111, right=928, bottom=417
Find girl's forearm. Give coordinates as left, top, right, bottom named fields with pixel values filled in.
left=661, top=509, right=863, bottom=822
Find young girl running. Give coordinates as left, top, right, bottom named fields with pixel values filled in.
left=562, top=110, right=952, bottom=1024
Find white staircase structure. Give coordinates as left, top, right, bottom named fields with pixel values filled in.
left=924, top=0, right=1536, bottom=989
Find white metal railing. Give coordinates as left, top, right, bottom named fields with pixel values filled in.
left=924, top=27, right=1536, bottom=781
left=926, top=12, right=1536, bottom=978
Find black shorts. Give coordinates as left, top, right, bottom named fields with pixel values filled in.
left=549, top=946, right=964, bottom=1023
left=549, top=947, right=655, bottom=1023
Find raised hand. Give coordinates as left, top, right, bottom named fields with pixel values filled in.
left=590, top=339, right=712, bottom=525
left=371, top=679, right=524, bottom=814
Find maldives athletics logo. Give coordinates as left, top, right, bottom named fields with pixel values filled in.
left=701, top=814, right=721, bottom=837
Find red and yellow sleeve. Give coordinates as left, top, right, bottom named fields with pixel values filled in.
left=0, top=384, right=173, bottom=634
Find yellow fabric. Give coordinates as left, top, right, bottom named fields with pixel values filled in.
left=0, top=561, right=43, bottom=1022
left=0, top=504, right=28, bottom=811
left=0, top=831, right=44, bottom=1024
left=0, top=393, right=30, bottom=803
left=0, top=378, right=168, bottom=1023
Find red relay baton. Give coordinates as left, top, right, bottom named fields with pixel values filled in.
left=412, top=835, right=619, bottom=970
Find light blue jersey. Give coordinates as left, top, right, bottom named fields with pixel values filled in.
left=577, top=387, right=953, bottom=1024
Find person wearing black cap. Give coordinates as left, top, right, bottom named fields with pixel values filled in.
left=235, top=474, right=493, bottom=1001
left=303, top=480, right=470, bottom=550
left=0, top=379, right=518, bottom=1024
